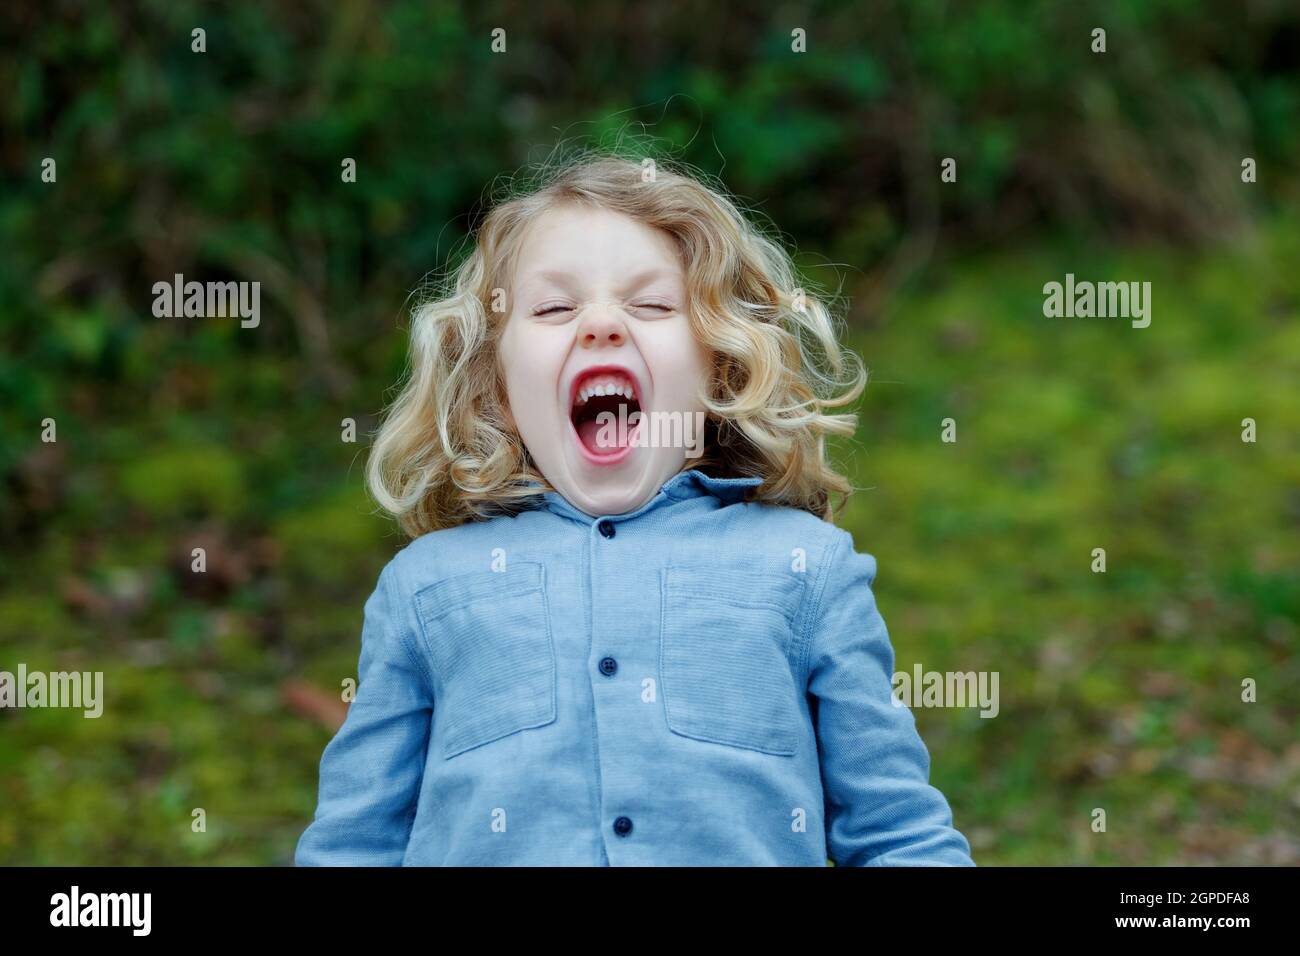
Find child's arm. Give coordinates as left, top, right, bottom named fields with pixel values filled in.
left=295, top=562, right=433, bottom=866
left=808, top=529, right=976, bottom=866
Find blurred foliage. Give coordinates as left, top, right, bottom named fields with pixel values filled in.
left=836, top=217, right=1300, bottom=865
left=0, top=0, right=1297, bottom=864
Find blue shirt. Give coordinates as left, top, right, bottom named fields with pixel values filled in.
left=295, top=469, right=975, bottom=866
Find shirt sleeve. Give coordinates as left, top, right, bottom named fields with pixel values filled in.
left=295, top=562, right=434, bottom=866
left=807, top=528, right=976, bottom=866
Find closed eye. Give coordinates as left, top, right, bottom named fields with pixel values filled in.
left=532, top=303, right=573, bottom=317
left=631, top=302, right=675, bottom=313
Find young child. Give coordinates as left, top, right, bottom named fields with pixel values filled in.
left=295, top=154, right=975, bottom=866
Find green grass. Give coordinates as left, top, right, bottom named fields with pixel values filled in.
left=835, top=217, right=1300, bottom=865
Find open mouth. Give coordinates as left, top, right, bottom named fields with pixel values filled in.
left=569, top=366, right=644, bottom=463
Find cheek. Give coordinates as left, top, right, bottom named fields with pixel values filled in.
left=685, top=323, right=712, bottom=383
left=499, top=317, right=533, bottom=383
left=499, top=317, right=564, bottom=406
left=651, top=318, right=712, bottom=407
left=497, top=323, right=535, bottom=424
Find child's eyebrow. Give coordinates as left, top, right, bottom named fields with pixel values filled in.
left=528, top=268, right=580, bottom=290
left=618, top=268, right=680, bottom=294
left=520, top=267, right=686, bottom=300
left=525, top=267, right=681, bottom=295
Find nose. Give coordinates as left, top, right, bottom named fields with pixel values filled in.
left=576, top=304, right=627, bottom=349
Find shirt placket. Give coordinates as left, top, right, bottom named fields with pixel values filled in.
left=583, top=512, right=643, bottom=862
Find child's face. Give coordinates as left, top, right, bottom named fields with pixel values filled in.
left=499, top=204, right=711, bottom=517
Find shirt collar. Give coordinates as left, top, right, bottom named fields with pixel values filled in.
left=538, top=468, right=763, bottom=523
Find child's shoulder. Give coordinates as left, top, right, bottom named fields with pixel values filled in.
left=375, top=510, right=540, bottom=596
left=738, top=497, right=865, bottom=555
left=701, top=497, right=878, bottom=590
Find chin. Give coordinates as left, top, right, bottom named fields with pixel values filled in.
left=566, top=466, right=652, bottom=517
left=556, top=446, right=682, bottom=518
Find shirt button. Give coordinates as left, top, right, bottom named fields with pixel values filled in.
left=598, top=656, right=618, bottom=676
left=613, top=816, right=633, bottom=837
left=598, top=520, right=616, bottom=538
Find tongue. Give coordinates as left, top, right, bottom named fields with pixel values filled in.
left=578, top=416, right=623, bottom=453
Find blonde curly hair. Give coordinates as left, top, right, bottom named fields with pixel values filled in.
left=368, top=151, right=867, bottom=536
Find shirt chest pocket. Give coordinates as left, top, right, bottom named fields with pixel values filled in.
left=658, top=565, right=806, bottom=757
left=414, top=562, right=557, bottom=759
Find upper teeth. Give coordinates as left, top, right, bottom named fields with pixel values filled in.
left=575, top=375, right=636, bottom=405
